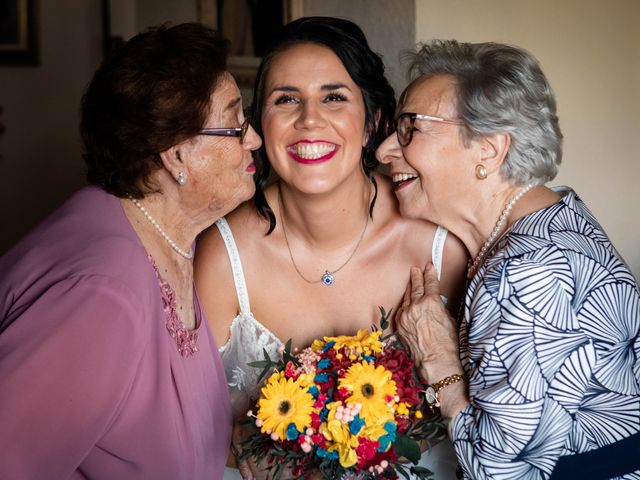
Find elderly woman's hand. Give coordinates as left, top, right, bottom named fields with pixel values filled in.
left=396, top=264, right=469, bottom=419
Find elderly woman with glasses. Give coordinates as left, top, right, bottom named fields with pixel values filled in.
left=377, top=40, right=640, bottom=479
left=0, top=23, right=262, bottom=479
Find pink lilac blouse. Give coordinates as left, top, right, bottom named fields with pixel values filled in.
left=0, top=186, right=231, bottom=479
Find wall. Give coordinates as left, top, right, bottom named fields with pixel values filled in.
left=0, top=0, right=103, bottom=252
left=136, top=0, right=197, bottom=32
left=416, top=0, right=640, bottom=278
left=1, top=0, right=638, bottom=280
left=303, top=0, right=415, bottom=95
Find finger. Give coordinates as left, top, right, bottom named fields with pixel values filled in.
left=423, top=263, right=441, bottom=296
left=402, top=275, right=411, bottom=308
left=238, top=459, right=255, bottom=480
left=410, top=266, right=425, bottom=300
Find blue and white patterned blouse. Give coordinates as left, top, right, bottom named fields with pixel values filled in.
left=451, top=187, right=640, bottom=479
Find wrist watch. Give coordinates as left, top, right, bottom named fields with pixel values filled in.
left=424, top=374, right=465, bottom=409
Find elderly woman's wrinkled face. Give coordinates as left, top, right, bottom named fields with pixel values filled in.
left=178, top=73, right=261, bottom=217
left=376, top=74, right=478, bottom=224
left=260, top=43, right=367, bottom=194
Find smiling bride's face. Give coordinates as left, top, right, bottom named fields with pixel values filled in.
left=260, top=42, right=368, bottom=195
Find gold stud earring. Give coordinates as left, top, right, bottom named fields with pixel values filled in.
left=475, top=164, right=487, bottom=180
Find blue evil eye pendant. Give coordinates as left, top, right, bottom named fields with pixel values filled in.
left=321, top=271, right=335, bottom=286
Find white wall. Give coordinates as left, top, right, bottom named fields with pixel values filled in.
left=0, top=0, right=103, bottom=252
left=416, top=0, right=640, bottom=279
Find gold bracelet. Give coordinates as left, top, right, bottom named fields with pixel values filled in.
left=423, top=374, right=465, bottom=409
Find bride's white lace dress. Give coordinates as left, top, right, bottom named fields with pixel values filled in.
left=215, top=217, right=459, bottom=479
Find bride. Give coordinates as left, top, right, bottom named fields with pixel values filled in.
left=195, top=17, right=467, bottom=480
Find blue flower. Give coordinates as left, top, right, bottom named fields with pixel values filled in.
left=349, top=414, right=365, bottom=435
left=317, top=358, right=331, bottom=369
left=384, top=421, right=397, bottom=437
left=378, top=435, right=392, bottom=452
left=362, top=355, right=375, bottom=363
left=322, top=341, right=336, bottom=352
left=320, top=407, right=329, bottom=421
left=308, top=385, right=320, bottom=398
left=286, top=423, right=299, bottom=441
left=377, top=422, right=398, bottom=452
left=316, top=447, right=339, bottom=460
left=314, top=373, right=329, bottom=383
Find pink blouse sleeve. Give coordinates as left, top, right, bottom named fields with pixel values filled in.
left=0, top=275, right=147, bottom=479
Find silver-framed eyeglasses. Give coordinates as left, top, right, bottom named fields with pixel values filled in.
left=395, top=112, right=464, bottom=147
left=198, top=117, right=250, bottom=144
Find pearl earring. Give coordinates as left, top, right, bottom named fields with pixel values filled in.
left=475, top=164, right=487, bottom=180
left=177, top=171, right=187, bottom=185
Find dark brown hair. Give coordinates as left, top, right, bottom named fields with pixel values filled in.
left=80, top=23, right=230, bottom=198
left=250, top=17, right=396, bottom=233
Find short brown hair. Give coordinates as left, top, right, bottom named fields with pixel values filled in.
left=80, top=23, right=230, bottom=198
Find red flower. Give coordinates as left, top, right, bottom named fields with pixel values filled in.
left=395, top=416, right=411, bottom=434
left=284, top=361, right=296, bottom=379
left=356, top=438, right=379, bottom=466
left=377, top=347, right=422, bottom=405
left=314, top=393, right=328, bottom=409
left=334, top=386, right=351, bottom=402
left=310, top=412, right=321, bottom=430
left=311, top=433, right=325, bottom=445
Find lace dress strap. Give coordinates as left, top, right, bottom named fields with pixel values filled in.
left=432, top=225, right=448, bottom=281
left=215, top=217, right=251, bottom=315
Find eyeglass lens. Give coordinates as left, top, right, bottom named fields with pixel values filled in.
left=240, top=118, right=249, bottom=144
left=396, top=114, right=415, bottom=147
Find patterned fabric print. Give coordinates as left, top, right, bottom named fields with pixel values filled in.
left=451, top=188, right=640, bottom=480
left=149, top=256, right=199, bottom=357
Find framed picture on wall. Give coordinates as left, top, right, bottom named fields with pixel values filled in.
left=198, top=0, right=302, bottom=89
left=0, top=0, right=39, bottom=66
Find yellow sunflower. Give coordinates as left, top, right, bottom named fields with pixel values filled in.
left=310, top=338, right=326, bottom=352
left=257, top=376, right=315, bottom=440
left=339, top=362, right=396, bottom=425
left=324, top=329, right=383, bottom=356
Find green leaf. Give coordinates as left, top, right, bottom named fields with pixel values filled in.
left=247, top=360, right=271, bottom=368
left=377, top=305, right=393, bottom=332
left=256, top=365, right=272, bottom=383
left=410, top=465, right=435, bottom=479
left=395, top=433, right=422, bottom=464
left=263, top=347, right=272, bottom=362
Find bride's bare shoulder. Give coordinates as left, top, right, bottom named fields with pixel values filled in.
left=196, top=200, right=265, bottom=263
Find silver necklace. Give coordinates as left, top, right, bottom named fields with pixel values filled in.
left=129, top=196, right=193, bottom=260
left=467, top=182, right=536, bottom=279
left=277, top=187, right=368, bottom=286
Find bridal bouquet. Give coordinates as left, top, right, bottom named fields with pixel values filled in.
left=240, top=309, right=447, bottom=479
